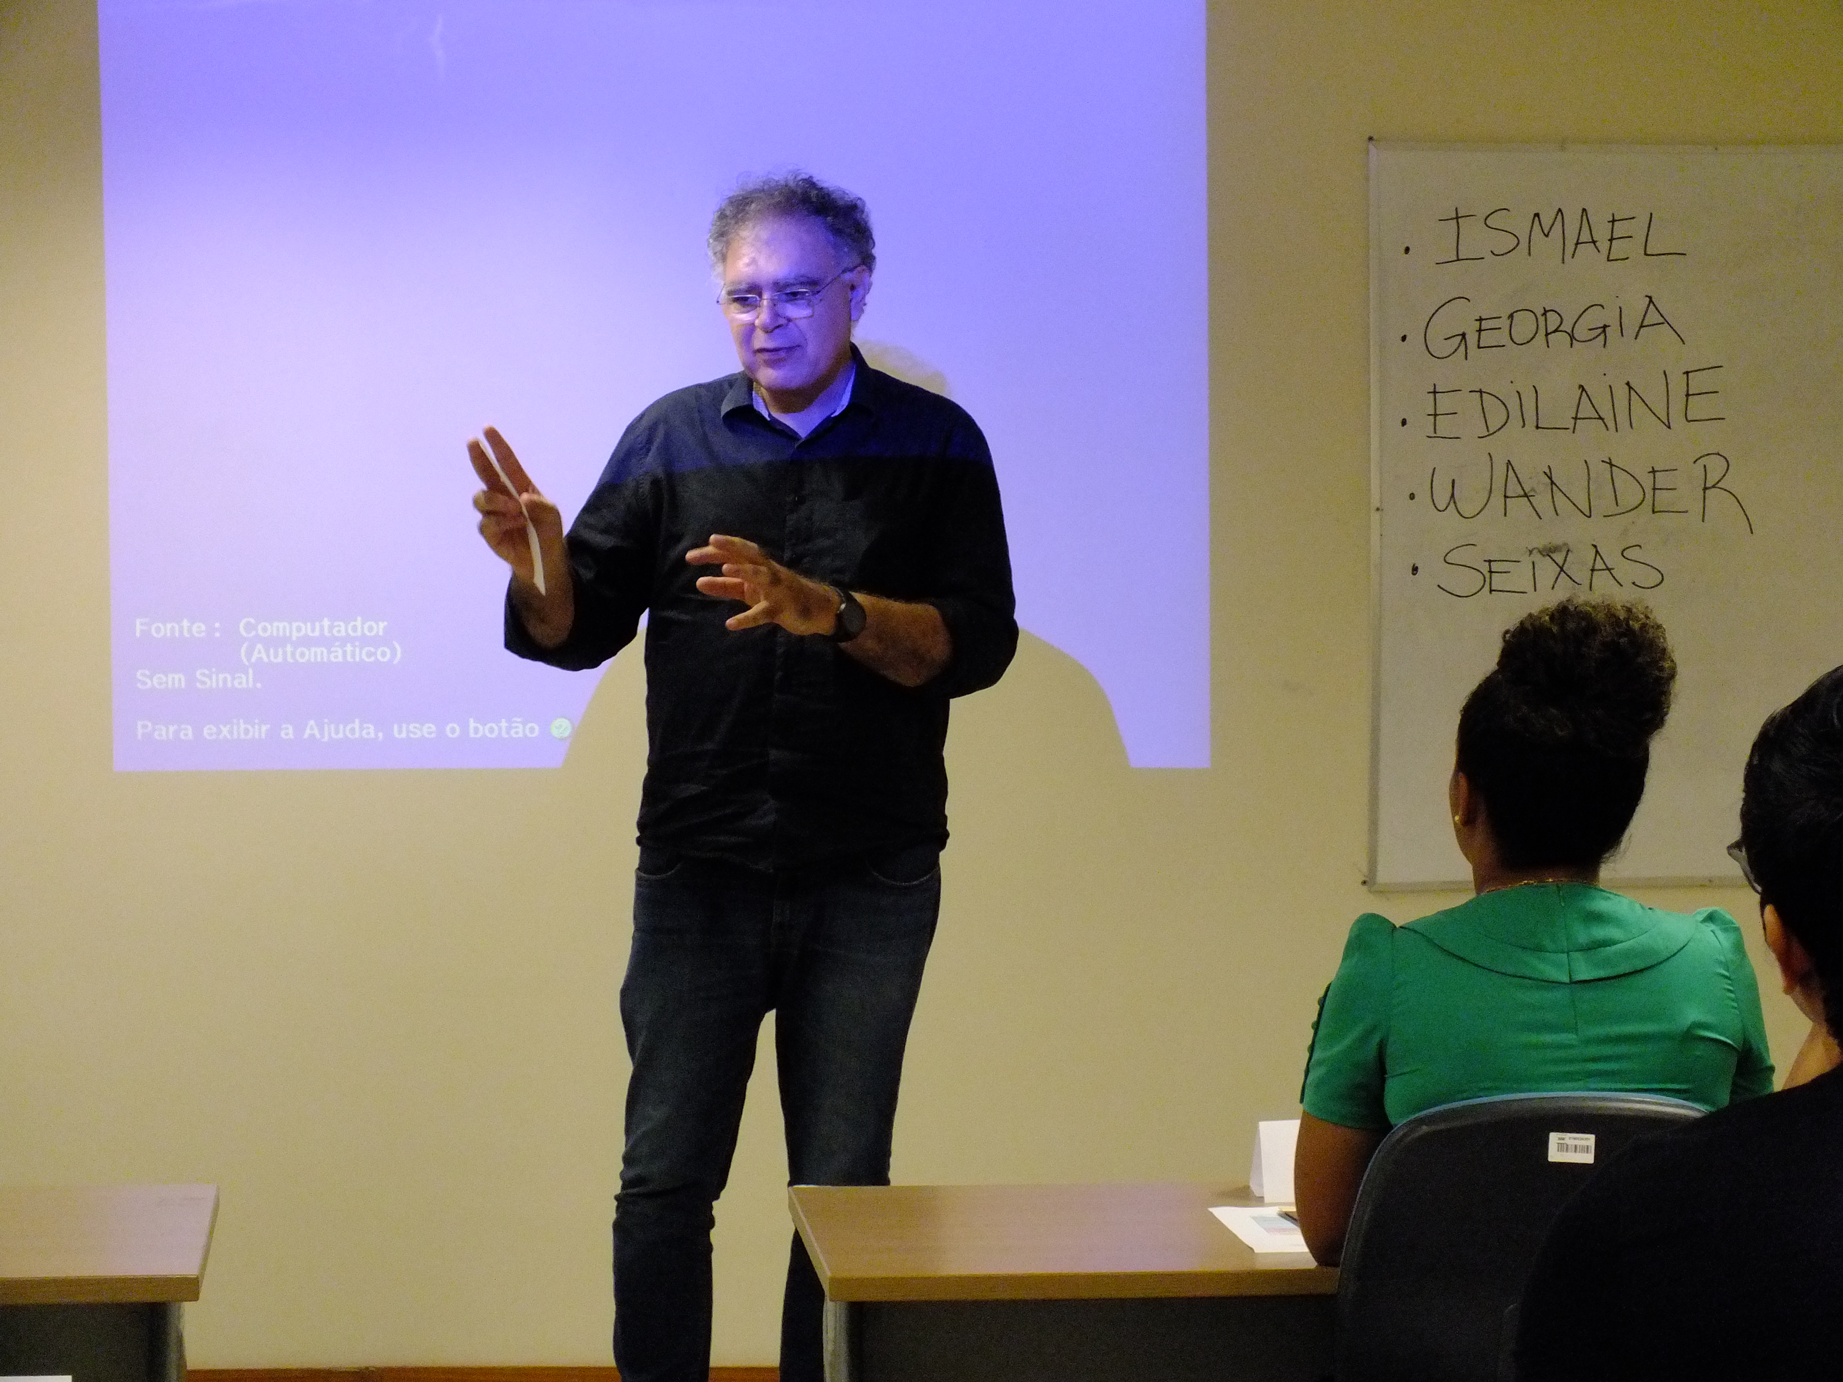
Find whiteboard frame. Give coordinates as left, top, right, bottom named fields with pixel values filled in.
left=1361, top=139, right=1828, bottom=892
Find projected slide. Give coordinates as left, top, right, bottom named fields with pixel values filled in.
left=102, top=0, right=1207, bottom=771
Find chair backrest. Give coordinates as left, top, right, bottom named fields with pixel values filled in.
left=1334, top=1091, right=1703, bottom=1382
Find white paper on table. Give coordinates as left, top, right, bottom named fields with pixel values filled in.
left=1248, top=1117, right=1300, bottom=1203
left=1210, top=1204, right=1308, bottom=1254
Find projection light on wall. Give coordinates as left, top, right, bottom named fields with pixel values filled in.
left=103, top=0, right=1208, bottom=771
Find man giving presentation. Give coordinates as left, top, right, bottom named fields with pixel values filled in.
left=467, top=172, right=1017, bottom=1382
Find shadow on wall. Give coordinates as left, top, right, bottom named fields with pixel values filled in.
left=857, top=339, right=953, bottom=396
left=906, top=627, right=1244, bottom=1179
left=953, top=627, right=1132, bottom=775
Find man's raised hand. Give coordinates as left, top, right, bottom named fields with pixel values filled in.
left=468, top=425, right=574, bottom=647
left=468, top=426, right=565, bottom=585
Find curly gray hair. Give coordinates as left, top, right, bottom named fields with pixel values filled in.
left=707, top=172, right=876, bottom=275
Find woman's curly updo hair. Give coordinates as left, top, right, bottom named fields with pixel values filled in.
left=1456, top=599, right=1677, bottom=869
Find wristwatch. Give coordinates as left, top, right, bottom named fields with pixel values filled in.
left=828, top=586, right=867, bottom=644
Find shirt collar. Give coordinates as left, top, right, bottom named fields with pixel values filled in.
left=750, top=355, right=857, bottom=430
left=1405, top=883, right=1698, bottom=982
left=720, top=345, right=876, bottom=426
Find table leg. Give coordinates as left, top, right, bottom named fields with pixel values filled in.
left=0, top=1301, right=184, bottom=1382
left=823, top=1298, right=856, bottom=1382
left=154, top=1303, right=184, bottom=1382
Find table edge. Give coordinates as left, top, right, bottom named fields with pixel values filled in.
left=0, top=1183, right=218, bottom=1305
left=0, top=1276, right=204, bottom=1305
left=813, top=1266, right=1339, bottom=1302
left=789, top=1183, right=1338, bottom=1303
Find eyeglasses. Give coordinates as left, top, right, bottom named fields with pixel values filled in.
left=718, top=267, right=857, bottom=321
left=1726, top=839, right=1760, bottom=893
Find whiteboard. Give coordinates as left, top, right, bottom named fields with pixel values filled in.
left=1369, top=143, right=1843, bottom=888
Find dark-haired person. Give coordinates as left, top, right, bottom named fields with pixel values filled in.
left=1293, top=600, right=1772, bottom=1265
left=1514, top=664, right=1843, bottom=1381
left=466, top=174, right=1016, bottom=1382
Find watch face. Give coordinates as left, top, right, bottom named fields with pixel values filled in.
left=835, top=591, right=867, bottom=641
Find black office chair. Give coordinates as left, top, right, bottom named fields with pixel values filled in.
left=1333, top=1091, right=1703, bottom=1382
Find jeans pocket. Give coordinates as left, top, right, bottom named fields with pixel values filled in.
left=864, top=841, right=942, bottom=888
left=636, top=846, right=686, bottom=881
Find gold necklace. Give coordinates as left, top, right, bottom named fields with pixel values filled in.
left=1477, top=876, right=1595, bottom=896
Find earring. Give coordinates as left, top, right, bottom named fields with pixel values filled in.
left=1452, top=814, right=1463, bottom=828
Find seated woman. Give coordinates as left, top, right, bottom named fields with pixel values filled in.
left=1294, top=598, right=1774, bottom=1265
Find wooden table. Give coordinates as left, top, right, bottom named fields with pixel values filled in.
left=790, top=1183, right=1337, bottom=1382
left=0, top=1185, right=218, bottom=1382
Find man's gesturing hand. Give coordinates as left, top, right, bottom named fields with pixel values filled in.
left=468, top=425, right=574, bottom=647
left=687, top=533, right=952, bottom=686
left=468, top=426, right=565, bottom=583
left=688, top=534, right=837, bottom=635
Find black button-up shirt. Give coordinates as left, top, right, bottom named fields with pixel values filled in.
left=507, top=351, right=1017, bottom=869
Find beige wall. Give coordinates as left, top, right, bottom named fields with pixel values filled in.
left=2, top=0, right=1839, bottom=1365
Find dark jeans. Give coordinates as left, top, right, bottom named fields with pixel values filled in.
left=612, top=842, right=942, bottom=1382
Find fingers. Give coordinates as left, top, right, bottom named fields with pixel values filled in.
left=694, top=575, right=752, bottom=602
left=520, top=491, right=566, bottom=541
left=709, top=534, right=765, bottom=557
left=695, top=562, right=774, bottom=599
left=466, top=430, right=565, bottom=598
left=695, top=562, right=780, bottom=625
left=473, top=488, right=534, bottom=551
left=476, top=521, right=532, bottom=577
left=473, top=488, right=525, bottom=518
left=684, top=534, right=826, bottom=636
left=725, top=600, right=775, bottom=631
left=466, top=438, right=511, bottom=495
left=470, top=452, right=555, bottom=576
left=477, top=512, right=530, bottom=546
left=687, top=533, right=767, bottom=566
left=482, top=425, right=538, bottom=496
left=467, top=427, right=542, bottom=503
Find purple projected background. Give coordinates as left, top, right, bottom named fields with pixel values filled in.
left=101, top=0, right=1208, bottom=771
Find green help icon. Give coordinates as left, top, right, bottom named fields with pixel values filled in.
left=549, top=717, right=574, bottom=740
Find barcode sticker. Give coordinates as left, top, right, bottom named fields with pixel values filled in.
left=1548, top=1131, right=1596, bottom=1164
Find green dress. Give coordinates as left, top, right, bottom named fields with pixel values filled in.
left=1300, top=883, right=1775, bottom=1130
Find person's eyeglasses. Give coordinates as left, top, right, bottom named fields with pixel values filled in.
left=718, top=267, right=856, bottom=321
left=1726, top=838, right=1761, bottom=894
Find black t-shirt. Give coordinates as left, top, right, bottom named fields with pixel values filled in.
left=1515, top=1062, right=1843, bottom=1380
left=507, top=352, right=1016, bottom=869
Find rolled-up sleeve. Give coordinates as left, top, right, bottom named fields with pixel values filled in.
left=920, top=423, right=1017, bottom=699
